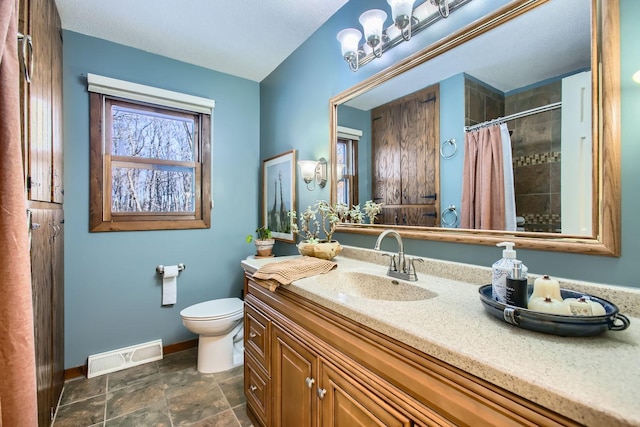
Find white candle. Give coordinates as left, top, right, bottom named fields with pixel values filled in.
left=529, top=275, right=562, bottom=303
left=528, top=296, right=572, bottom=315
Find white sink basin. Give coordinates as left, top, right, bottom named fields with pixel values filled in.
left=299, top=271, right=437, bottom=301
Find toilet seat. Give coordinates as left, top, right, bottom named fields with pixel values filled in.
left=180, top=298, right=244, bottom=321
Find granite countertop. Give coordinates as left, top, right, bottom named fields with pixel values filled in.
left=241, top=247, right=640, bottom=427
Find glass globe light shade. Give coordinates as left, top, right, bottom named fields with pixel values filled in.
left=336, top=28, right=362, bottom=58
left=359, top=9, right=387, bottom=48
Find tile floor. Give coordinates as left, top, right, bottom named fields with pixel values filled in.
left=53, top=348, right=253, bottom=427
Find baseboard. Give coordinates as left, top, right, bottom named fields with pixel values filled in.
left=64, top=366, right=86, bottom=380
left=163, top=338, right=198, bottom=355
left=63, top=338, right=198, bottom=380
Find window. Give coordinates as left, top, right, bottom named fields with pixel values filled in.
left=88, top=74, right=214, bottom=231
left=336, top=126, right=362, bottom=207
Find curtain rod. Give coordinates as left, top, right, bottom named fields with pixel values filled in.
left=464, top=101, right=562, bottom=132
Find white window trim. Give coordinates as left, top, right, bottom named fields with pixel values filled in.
left=337, top=126, right=362, bottom=141
left=87, top=73, right=215, bottom=114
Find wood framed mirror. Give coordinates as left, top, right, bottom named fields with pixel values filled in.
left=329, top=0, right=620, bottom=256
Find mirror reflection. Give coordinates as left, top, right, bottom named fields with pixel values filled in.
left=335, top=0, right=592, bottom=235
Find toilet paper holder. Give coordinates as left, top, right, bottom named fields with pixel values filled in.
left=156, top=263, right=186, bottom=274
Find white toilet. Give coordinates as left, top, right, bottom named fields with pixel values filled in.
left=180, top=297, right=244, bottom=373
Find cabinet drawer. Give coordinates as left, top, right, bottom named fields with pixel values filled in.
left=245, top=353, right=270, bottom=427
left=245, top=303, right=271, bottom=373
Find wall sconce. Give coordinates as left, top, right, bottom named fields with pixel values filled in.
left=337, top=0, right=469, bottom=72
left=298, top=158, right=327, bottom=191
left=633, top=70, right=640, bottom=84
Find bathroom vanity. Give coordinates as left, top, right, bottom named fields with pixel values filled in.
left=241, top=247, right=640, bottom=427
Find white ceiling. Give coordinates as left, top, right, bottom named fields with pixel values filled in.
left=54, top=0, right=349, bottom=82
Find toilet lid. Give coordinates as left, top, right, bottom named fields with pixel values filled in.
left=180, top=298, right=244, bottom=321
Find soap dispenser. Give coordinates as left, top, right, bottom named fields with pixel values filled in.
left=505, top=260, right=528, bottom=308
left=492, top=242, right=527, bottom=304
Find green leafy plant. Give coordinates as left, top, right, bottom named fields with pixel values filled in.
left=246, top=226, right=272, bottom=243
left=289, top=200, right=383, bottom=244
left=363, top=200, right=384, bottom=224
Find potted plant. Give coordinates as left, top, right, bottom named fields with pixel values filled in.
left=288, top=200, right=383, bottom=260
left=246, top=226, right=275, bottom=257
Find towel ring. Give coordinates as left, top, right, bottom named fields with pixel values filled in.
left=440, top=138, right=457, bottom=159
left=441, top=205, right=458, bottom=227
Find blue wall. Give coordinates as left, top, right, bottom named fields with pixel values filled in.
left=439, top=73, right=465, bottom=225
left=261, top=0, right=640, bottom=287
left=63, top=32, right=260, bottom=367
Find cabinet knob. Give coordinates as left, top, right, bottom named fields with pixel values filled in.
left=249, top=385, right=257, bottom=392
left=305, top=377, right=315, bottom=388
left=249, top=332, right=257, bottom=339
left=316, top=388, right=327, bottom=399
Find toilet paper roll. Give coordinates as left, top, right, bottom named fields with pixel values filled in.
left=162, top=265, right=180, bottom=305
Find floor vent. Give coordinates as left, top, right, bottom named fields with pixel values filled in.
left=87, top=339, right=163, bottom=378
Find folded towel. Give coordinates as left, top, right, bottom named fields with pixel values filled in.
left=252, top=256, right=337, bottom=292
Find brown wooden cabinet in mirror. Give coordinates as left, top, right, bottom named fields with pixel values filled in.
left=372, top=84, right=440, bottom=227
left=329, top=0, right=620, bottom=256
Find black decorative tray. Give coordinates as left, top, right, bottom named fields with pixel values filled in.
left=478, top=284, right=630, bottom=337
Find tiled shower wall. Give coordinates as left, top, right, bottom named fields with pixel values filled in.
left=506, top=81, right=561, bottom=233
left=465, top=77, right=504, bottom=127
left=464, top=76, right=562, bottom=233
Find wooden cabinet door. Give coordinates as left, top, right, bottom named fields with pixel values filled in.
left=27, top=0, right=53, bottom=201
left=400, top=86, right=439, bottom=206
left=320, top=361, right=412, bottom=427
left=29, top=209, right=53, bottom=426
left=22, top=0, right=62, bottom=203
left=372, top=103, right=402, bottom=206
left=273, top=324, right=318, bottom=427
left=371, top=84, right=440, bottom=226
left=29, top=208, right=64, bottom=426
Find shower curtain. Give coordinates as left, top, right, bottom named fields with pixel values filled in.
left=0, top=0, right=39, bottom=425
left=500, top=123, right=517, bottom=231
left=461, top=124, right=513, bottom=230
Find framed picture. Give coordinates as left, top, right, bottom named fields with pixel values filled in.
left=262, top=150, right=296, bottom=242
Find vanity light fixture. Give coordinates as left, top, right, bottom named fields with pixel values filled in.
left=298, top=158, right=327, bottom=191
left=387, top=0, right=416, bottom=41
left=359, top=9, right=387, bottom=58
left=337, top=28, right=362, bottom=71
left=337, top=0, right=470, bottom=72
left=430, top=0, right=451, bottom=18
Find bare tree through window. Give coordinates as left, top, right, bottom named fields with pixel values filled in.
left=110, top=105, right=196, bottom=213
